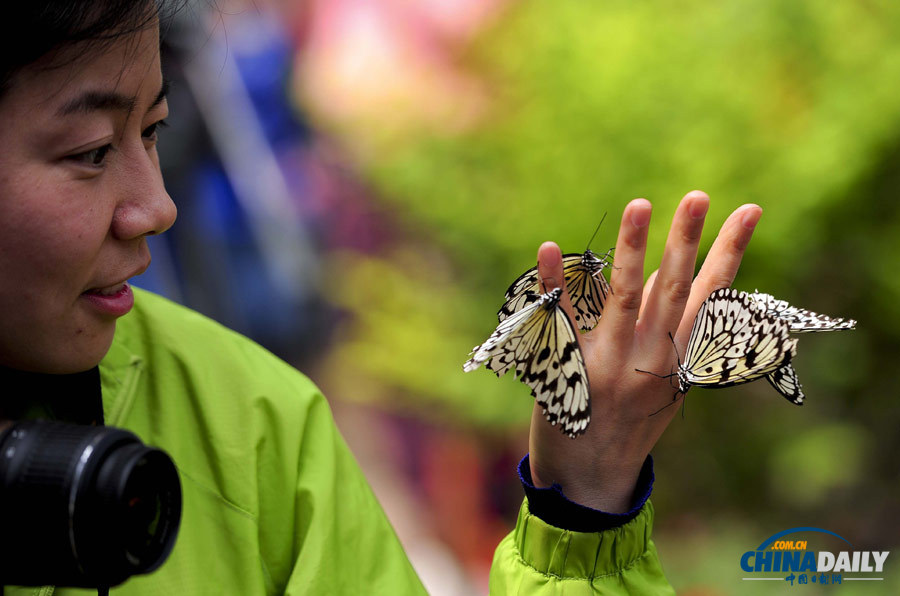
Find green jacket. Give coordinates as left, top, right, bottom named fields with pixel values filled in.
left=5, top=289, right=672, bottom=595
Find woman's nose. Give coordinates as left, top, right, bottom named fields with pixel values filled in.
left=111, top=147, right=177, bottom=241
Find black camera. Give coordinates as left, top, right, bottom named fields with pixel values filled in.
left=0, top=421, right=182, bottom=588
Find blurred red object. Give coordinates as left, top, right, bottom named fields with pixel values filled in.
left=288, top=0, right=514, bottom=144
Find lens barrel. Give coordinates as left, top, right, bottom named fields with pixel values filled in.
left=0, top=421, right=181, bottom=587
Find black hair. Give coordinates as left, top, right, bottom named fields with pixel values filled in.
left=0, top=0, right=185, bottom=98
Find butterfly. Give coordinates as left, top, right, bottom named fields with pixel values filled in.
left=498, top=248, right=614, bottom=333
left=639, top=287, right=801, bottom=404
left=464, top=287, right=590, bottom=437
left=749, top=291, right=857, bottom=333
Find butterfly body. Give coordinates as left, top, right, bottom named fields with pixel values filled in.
left=580, top=248, right=612, bottom=276
left=465, top=287, right=590, bottom=438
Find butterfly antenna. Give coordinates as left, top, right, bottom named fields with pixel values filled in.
left=668, top=332, right=682, bottom=367
left=585, top=212, right=608, bottom=251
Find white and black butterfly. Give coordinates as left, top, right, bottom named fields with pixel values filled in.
left=464, top=287, right=590, bottom=437
left=498, top=248, right=613, bottom=333
left=640, top=288, right=802, bottom=404
left=750, top=291, right=857, bottom=333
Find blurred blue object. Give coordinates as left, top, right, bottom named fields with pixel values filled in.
left=136, top=5, right=329, bottom=361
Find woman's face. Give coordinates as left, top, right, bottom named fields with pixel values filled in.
left=0, top=25, right=176, bottom=373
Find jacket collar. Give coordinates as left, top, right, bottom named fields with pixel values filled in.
left=0, top=365, right=103, bottom=425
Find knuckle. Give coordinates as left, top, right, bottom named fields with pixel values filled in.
left=695, top=272, right=734, bottom=293
left=614, top=287, right=643, bottom=311
left=731, top=233, right=751, bottom=252
left=680, top=227, right=703, bottom=244
left=664, top=278, right=693, bottom=303
left=624, top=233, right=644, bottom=250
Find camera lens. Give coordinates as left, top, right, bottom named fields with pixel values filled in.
left=0, top=421, right=181, bottom=588
left=122, top=456, right=168, bottom=562
left=89, top=442, right=181, bottom=577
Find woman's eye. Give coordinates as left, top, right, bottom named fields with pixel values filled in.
left=69, top=144, right=113, bottom=167
left=142, top=119, right=168, bottom=141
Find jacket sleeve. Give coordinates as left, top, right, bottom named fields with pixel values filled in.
left=489, top=499, right=674, bottom=595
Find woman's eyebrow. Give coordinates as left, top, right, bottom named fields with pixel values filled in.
left=57, top=78, right=170, bottom=116
left=58, top=91, right=136, bottom=116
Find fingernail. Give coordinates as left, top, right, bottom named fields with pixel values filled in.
left=689, top=199, right=709, bottom=220
left=742, top=208, right=761, bottom=229
left=631, top=207, right=650, bottom=228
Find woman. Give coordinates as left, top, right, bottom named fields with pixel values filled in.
left=0, top=1, right=761, bottom=594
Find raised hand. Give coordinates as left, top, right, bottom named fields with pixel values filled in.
left=529, top=191, right=762, bottom=512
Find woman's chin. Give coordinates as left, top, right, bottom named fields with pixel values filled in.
left=1, top=322, right=117, bottom=374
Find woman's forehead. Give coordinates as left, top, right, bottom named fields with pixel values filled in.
left=3, top=25, right=163, bottom=117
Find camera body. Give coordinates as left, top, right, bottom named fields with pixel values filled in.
left=0, top=421, right=182, bottom=588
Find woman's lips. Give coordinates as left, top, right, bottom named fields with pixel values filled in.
left=81, top=282, right=134, bottom=316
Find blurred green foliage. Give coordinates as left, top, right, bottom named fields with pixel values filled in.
left=768, top=422, right=870, bottom=507
left=319, top=248, right=533, bottom=429
left=314, top=0, right=900, bottom=585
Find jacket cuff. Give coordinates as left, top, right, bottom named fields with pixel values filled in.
left=511, top=497, right=661, bottom=581
left=518, top=453, right=654, bottom=532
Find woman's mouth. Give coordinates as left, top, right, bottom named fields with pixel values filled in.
left=86, top=282, right=127, bottom=296
left=81, top=282, right=134, bottom=316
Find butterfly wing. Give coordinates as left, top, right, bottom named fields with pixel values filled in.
left=497, top=269, right=545, bottom=324
left=745, top=291, right=854, bottom=404
left=464, top=295, right=546, bottom=375
left=499, top=252, right=611, bottom=332
left=468, top=288, right=590, bottom=437
left=519, top=304, right=590, bottom=437
left=568, top=250, right=612, bottom=332
left=767, top=363, right=805, bottom=405
left=749, top=291, right=789, bottom=317
left=750, top=291, right=856, bottom=333
left=682, top=288, right=797, bottom=389
left=498, top=254, right=583, bottom=322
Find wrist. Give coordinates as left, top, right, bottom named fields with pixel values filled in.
left=530, top=451, right=648, bottom=512
left=520, top=454, right=655, bottom=531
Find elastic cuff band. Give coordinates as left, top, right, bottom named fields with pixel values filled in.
left=518, top=453, right=654, bottom=532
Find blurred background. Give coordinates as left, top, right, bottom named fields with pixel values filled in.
left=136, top=0, right=900, bottom=593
